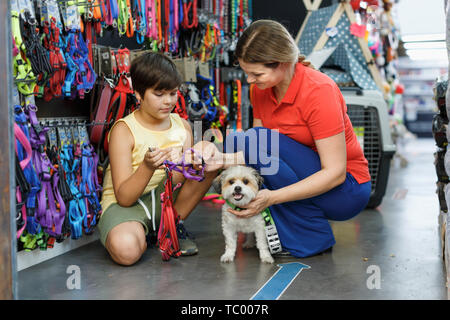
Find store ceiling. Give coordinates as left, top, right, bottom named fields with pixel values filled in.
left=395, top=0, right=446, bottom=61
left=396, top=0, right=445, bottom=37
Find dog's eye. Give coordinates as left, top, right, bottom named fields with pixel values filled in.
left=229, top=179, right=234, bottom=185
left=243, top=179, right=249, bottom=185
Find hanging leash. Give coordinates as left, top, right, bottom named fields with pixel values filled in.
left=14, top=105, right=42, bottom=235
left=235, top=79, right=242, bottom=131
left=106, top=0, right=119, bottom=27
left=11, top=10, right=36, bottom=96
left=174, top=90, right=189, bottom=120
left=103, top=48, right=134, bottom=153
left=182, top=0, right=198, bottom=29
left=46, top=125, right=73, bottom=242
left=26, top=105, right=67, bottom=238
left=65, top=28, right=97, bottom=99
left=42, top=16, right=67, bottom=101
left=19, top=10, right=53, bottom=88
left=133, top=0, right=147, bottom=44
left=14, top=123, right=33, bottom=239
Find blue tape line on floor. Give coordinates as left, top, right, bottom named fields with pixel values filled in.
left=250, top=262, right=311, bottom=300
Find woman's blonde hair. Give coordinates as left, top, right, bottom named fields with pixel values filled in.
left=235, top=19, right=313, bottom=69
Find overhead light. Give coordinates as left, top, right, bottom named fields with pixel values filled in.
left=406, top=48, right=448, bottom=61
left=403, top=41, right=446, bottom=50
left=402, top=33, right=445, bottom=42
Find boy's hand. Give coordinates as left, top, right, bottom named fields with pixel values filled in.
left=168, top=147, right=183, bottom=163
left=144, top=147, right=172, bottom=171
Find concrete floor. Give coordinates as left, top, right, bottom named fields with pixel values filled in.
left=18, top=138, right=448, bottom=300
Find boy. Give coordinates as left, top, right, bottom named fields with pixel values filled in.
left=98, top=52, right=219, bottom=266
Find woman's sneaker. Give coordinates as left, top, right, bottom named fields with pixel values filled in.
left=273, top=247, right=333, bottom=258
left=176, top=221, right=198, bottom=256
left=272, top=250, right=293, bottom=258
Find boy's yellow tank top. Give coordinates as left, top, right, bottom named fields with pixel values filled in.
left=100, top=111, right=187, bottom=212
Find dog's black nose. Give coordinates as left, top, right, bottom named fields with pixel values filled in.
left=234, top=186, right=242, bottom=193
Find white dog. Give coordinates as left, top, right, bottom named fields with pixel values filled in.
left=213, top=165, right=274, bottom=264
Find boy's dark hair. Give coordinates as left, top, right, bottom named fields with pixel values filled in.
left=130, top=52, right=183, bottom=98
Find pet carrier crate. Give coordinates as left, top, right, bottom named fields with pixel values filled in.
left=342, top=88, right=396, bottom=208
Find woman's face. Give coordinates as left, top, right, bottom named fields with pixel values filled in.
left=136, top=87, right=178, bottom=120
left=238, top=59, right=286, bottom=90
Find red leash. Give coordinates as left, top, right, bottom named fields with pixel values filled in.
left=158, top=167, right=182, bottom=261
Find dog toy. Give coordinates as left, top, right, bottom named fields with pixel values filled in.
left=202, top=192, right=225, bottom=204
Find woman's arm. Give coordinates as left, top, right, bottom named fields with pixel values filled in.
left=219, top=117, right=263, bottom=169
left=270, top=131, right=347, bottom=205
left=109, top=122, right=170, bottom=207
left=170, top=118, right=194, bottom=185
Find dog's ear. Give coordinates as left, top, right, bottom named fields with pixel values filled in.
left=212, top=174, right=222, bottom=194
left=253, top=169, right=264, bottom=189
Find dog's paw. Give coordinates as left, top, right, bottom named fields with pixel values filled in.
left=220, top=253, right=235, bottom=263
left=260, top=254, right=274, bottom=264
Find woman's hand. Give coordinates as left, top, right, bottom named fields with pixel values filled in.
left=188, top=141, right=224, bottom=172
left=227, top=189, right=273, bottom=218
left=143, top=147, right=172, bottom=171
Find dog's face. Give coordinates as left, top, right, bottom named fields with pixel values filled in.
left=213, top=166, right=264, bottom=206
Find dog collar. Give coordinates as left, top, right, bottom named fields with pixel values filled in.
left=225, top=199, right=245, bottom=211
left=225, top=200, right=274, bottom=220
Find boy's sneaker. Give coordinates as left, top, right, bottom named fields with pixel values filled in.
left=176, top=221, right=198, bottom=256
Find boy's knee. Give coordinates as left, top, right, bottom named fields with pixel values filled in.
left=106, top=231, right=146, bottom=266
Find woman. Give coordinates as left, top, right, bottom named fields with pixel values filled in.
left=199, top=20, right=371, bottom=258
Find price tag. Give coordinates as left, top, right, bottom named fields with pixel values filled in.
left=173, top=58, right=185, bottom=80
left=183, top=57, right=197, bottom=82
left=198, top=61, right=211, bottom=79
left=62, top=4, right=81, bottom=31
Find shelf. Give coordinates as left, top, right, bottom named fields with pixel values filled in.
left=398, top=58, right=448, bottom=70
left=400, top=75, right=440, bottom=81
left=403, top=91, right=435, bottom=96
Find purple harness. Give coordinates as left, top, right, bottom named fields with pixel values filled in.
left=26, top=105, right=66, bottom=237
left=162, top=148, right=206, bottom=181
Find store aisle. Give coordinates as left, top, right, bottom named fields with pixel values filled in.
left=18, top=138, right=447, bottom=300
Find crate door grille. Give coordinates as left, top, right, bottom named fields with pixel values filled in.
left=347, top=105, right=382, bottom=195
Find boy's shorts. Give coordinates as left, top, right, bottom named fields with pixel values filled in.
left=98, top=180, right=181, bottom=247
